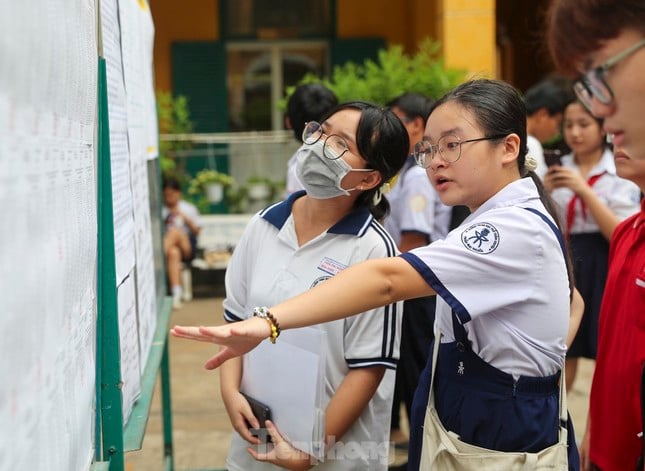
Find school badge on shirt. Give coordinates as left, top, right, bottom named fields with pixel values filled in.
left=312, top=257, right=347, bottom=288
left=461, top=222, right=500, bottom=254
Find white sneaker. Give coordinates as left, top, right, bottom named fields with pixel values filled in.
left=173, top=293, right=183, bottom=310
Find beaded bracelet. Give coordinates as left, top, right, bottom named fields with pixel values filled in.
left=252, top=306, right=281, bottom=344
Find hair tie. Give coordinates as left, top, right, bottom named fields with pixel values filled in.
left=372, top=187, right=383, bottom=206
left=524, top=154, right=538, bottom=174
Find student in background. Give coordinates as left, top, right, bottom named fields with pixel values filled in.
left=219, top=101, right=408, bottom=470
left=524, top=78, right=571, bottom=178
left=284, top=83, right=338, bottom=196
left=544, top=99, right=641, bottom=394
left=384, top=92, right=451, bottom=451
left=173, top=79, right=582, bottom=470
left=546, top=1, right=645, bottom=469
left=162, top=177, right=201, bottom=309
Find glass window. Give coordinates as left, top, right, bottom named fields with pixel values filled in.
left=227, top=42, right=329, bottom=131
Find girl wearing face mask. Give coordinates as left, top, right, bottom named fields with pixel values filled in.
left=219, top=101, right=409, bottom=471
left=174, top=80, right=589, bottom=470
left=544, top=100, right=641, bottom=394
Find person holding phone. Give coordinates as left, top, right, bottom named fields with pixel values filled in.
left=219, top=101, right=408, bottom=470
left=544, top=99, right=641, bottom=394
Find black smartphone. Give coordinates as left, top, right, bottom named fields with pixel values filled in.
left=241, top=392, right=273, bottom=443
left=544, top=149, right=562, bottom=167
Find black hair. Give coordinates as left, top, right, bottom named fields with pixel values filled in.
left=433, top=79, right=529, bottom=170
left=432, top=79, right=575, bottom=296
left=287, top=84, right=338, bottom=142
left=162, top=176, right=181, bottom=191
left=524, top=79, right=572, bottom=116
left=386, top=92, right=435, bottom=122
left=563, top=98, right=609, bottom=149
left=320, top=101, right=409, bottom=221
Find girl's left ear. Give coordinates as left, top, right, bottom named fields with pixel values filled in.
left=501, top=133, right=521, bottom=165
left=360, top=170, right=383, bottom=191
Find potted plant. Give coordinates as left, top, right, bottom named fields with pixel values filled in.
left=188, top=169, right=236, bottom=205
left=245, top=176, right=275, bottom=201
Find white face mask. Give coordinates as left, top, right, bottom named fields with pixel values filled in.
left=295, top=140, right=372, bottom=199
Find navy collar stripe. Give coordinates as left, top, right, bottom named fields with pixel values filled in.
left=261, top=190, right=375, bottom=236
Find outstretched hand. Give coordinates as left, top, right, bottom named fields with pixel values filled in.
left=170, top=317, right=270, bottom=369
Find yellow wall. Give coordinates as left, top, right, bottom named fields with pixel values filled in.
left=151, top=0, right=496, bottom=92
left=335, top=0, right=496, bottom=78
left=151, top=0, right=218, bottom=91
left=434, top=0, right=497, bottom=78
left=337, top=0, right=416, bottom=52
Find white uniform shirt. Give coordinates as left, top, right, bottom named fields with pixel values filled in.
left=384, top=158, right=452, bottom=245
left=402, top=178, right=570, bottom=378
left=550, top=148, right=641, bottom=234
left=224, top=192, right=402, bottom=471
left=161, top=199, right=201, bottom=235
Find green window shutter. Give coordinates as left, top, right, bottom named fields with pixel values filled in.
left=171, top=41, right=228, bottom=133
left=330, top=37, right=386, bottom=67
left=171, top=41, right=230, bottom=214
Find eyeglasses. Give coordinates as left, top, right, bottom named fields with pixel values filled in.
left=574, top=38, right=645, bottom=112
left=413, top=134, right=506, bottom=168
left=302, top=121, right=352, bottom=160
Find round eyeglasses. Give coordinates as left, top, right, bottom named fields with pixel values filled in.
left=574, top=38, right=645, bottom=112
left=302, top=121, right=351, bottom=160
left=413, top=134, right=506, bottom=168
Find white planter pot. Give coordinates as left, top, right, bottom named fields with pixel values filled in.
left=205, top=183, right=224, bottom=203
left=247, top=183, right=271, bottom=201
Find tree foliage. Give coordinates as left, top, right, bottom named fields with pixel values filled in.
left=156, top=91, right=193, bottom=176
left=283, top=39, right=467, bottom=106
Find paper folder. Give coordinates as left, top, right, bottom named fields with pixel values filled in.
left=241, top=326, right=327, bottom=461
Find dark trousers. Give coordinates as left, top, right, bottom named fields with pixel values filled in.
left=394, top=296, right=436, bottom=423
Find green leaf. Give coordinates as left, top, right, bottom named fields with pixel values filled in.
left=283, top=39, right=466, bottom=105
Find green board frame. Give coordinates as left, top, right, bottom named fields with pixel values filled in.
left=94, top=56, right=175, bottom=471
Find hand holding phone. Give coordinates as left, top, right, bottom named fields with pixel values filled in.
left=544, top=149, right=562, bottom=167
left=242, top=392, right=273, bottom=443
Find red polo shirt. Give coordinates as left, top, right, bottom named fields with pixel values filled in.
left=589, top=198, right=645, bottom=471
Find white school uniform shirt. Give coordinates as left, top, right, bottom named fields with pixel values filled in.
left=223, top=191, right=402, bottom=471
left=161, top=200, right=201, bottom=235
left=550, top=148, right=641, bottom=234
left=401, top=178, right=570, bottom=378
left=384, top=157, right=452, bottom=245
